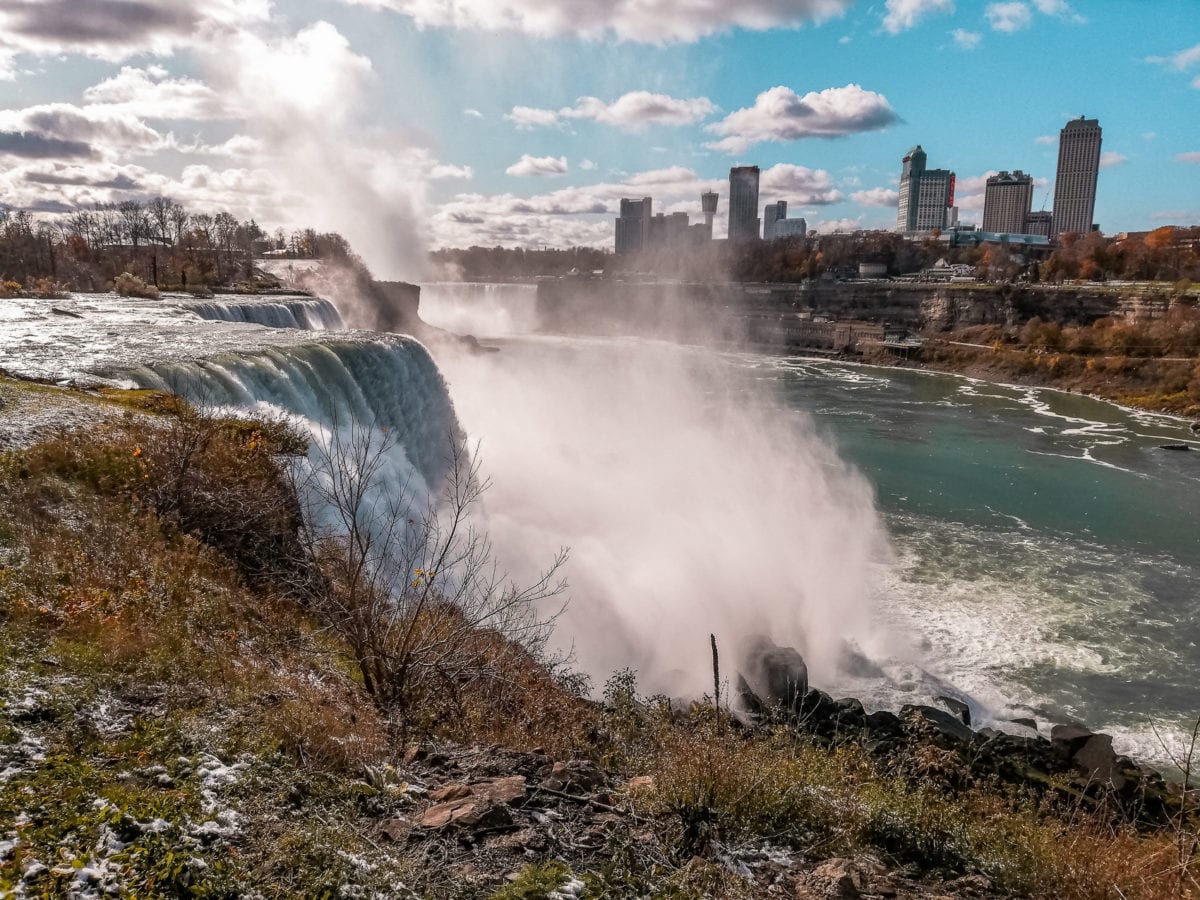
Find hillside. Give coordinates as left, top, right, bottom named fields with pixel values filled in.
left=1, top=378, right=1197, bottom=899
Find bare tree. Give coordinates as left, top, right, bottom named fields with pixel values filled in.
left=290, top=423, right=567, bottom=738
left=117, top=199, right=149, bottom=248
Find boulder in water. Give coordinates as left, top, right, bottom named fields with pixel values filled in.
left=737, top=636, right=808, bottom=714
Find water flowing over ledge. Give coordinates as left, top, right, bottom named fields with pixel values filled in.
left=178, top=296, right=344, bottom=331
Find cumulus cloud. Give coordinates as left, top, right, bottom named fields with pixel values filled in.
left=811, top=216, right=864, bottom=234
left=1176, top=152, right=1200, bottom=164
left=507, top=92, right=716, bottom=132
left=1147, top=44, right=1200, bottom=91
left=337, top=0, right=854, bottom=43
left=985, top=2, right=1033, bottom=33
left=0, top=103, right=170, bottom=158
left=82, top=65, right=228, bottom=120
left=579, top=159, right=597, bottom=171
left=1099, top=151, right=1127, bottom=169
left=882, top=0, right=954, bottom=35
left=1035, top=134, right=1056, bottom=144
left=0, top=0, right=269, bottom=69
left=952, top=29, right=981, bottom=49
left=0, top=131, right=94, bottom=160
left=760, top=164, right=843, bottom=205
left=1030, top=0, right=1085, bottom=22
left=506, top=106, right=564, bottom=130
left=430, top=163, right=474, bottom=179
left=506, top=154, right=569, bottom=177
left=706, top=84, right=898, bottom=154
left=851, top=187, right=900, bottom=207
left=1146, top=44, right=1200, bottom=70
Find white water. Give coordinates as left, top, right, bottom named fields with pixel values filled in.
left=433, top=334, right=892, bottom=698
left=129, top=338, right=458, bottom=503
left=420, top=283, right=540, bottom=336
left=180, top=296, right=344, bottom=331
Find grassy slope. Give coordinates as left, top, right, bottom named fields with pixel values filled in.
left=0, top=385, right=1196, bottom=898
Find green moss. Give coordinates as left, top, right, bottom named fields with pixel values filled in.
left=490, top=862, right=574, bottom=900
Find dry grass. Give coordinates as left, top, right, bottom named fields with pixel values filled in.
left=633, top=721, right=1198, bottom=899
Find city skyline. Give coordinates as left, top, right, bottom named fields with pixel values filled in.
left=0, top=2, right=1197, bottom=268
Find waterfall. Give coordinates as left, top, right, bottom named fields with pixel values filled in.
left=419, top=282, right=540, bottom=336
left=179, top=297, right=345, bottom=331
left=128, top=337, right=459, bottom=501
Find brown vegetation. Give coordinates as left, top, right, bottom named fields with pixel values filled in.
left=1, top=388, right=1196, bottom=897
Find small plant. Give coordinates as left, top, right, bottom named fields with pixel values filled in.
left=0, top=280, right=22, bottom=298
left=112, top=272, right=160, bottom=299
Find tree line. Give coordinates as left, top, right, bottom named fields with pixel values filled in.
left=0, top=199, right=359, bottom=293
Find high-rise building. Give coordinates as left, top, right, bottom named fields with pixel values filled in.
left=728, top=166, right=761, bottom=241
left=763, top=201, right=787, bottom=240
left=982, top=171, right=1035, bottom=234
left=615, top=197, right=652, bottom=255
left=647, top=211, right=690, bottom=248
left=1052, top=117, right=1102, bottom=237
left=897, top=146, right=955, bottom=233
left=774, top=218, right=807, bottom=239
left=701, top=191, right=719, bottom=231
left=1024, top=210, right=1054, bottom=238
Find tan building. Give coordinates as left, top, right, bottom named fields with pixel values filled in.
left=982, top=171, right=1034, bottom=234
left=1052, top=117, right=1103, bottom=237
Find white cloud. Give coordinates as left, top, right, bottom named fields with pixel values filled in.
left=1146, top=43, right=1200, bottom=71
left=1034, top=134, right=1056, bottom=144
left=706, top=84, right=898, bottom=154
left=337, top=0, right=854, bottom=43
left=0, top=0, right=269, bottom=71
left=851, top=187, right=900, bottom=207
left=579, top=158, right=597, bottom=171
left=506, top=154, right=569, bottom=177
left=82, top=65, right=228, bottom=120
left=567, top=92, right=716, bottom=129
left=985, top=2, right=1032, bottom=32
left=1099, top=151, right=1127, bottom=169
left=463, top=108, right=484, bottom=119
left=811, top=216, right=864, bottom=234
left=507, top=92, right=716, bottom=132
left=430, top=163, right=474, bottom=179
left=0, top=102, right=171, bottom=159
left=882, top=0, right=954, bottom=35
left=1174, top=152, right=1200, bottom=164
left=195, top=134, right=266, bottom=158
left=952, top=29, right=981, bottom=49
left=506, top=106, right=563, bottom=130
left=1030, top=0, right=1085, bottom=23
left=761, top=164, right=843, bottom=205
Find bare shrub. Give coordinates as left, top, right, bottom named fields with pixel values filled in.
left=113, top=271, right=160, bottom=299
left=290, top=422, right=568, bottom=740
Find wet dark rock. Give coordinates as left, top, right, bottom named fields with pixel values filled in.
left=864, top=709, right=903, bottom=737
left=1009, top=717, right=1039, bottom=731
left=1050, top=723, right=1096, bottom=757
left=1071, top=734, right=1125, bottom=790
left=740, top=637, right=809, bottom=713
left=901, top=704, right=974, bottom=745
left=937, top=695, right=972, bottom=727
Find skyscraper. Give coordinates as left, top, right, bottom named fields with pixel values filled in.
left=763, top=201, right=787, bottom=240
left=728, top=166, right=761, bottom=241
left=615, top=197, right=652, bottom=255
left=897, top=146, right=955, bottom=234
left=1052, top=117, right=1102, bottom=237
left=701, top=191, right=719, bottom=230
left=982, top=171, right=1034, bottom=234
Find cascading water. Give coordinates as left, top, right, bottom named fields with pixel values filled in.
left=129, top=337, right=460, bottom=504
left=180, top=297, right=345, bottom=330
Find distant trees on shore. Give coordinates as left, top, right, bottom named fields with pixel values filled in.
left=0, top=200, right=358, bottom=293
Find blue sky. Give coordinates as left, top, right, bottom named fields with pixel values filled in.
left=0, top=0, right=1197, bottom=271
